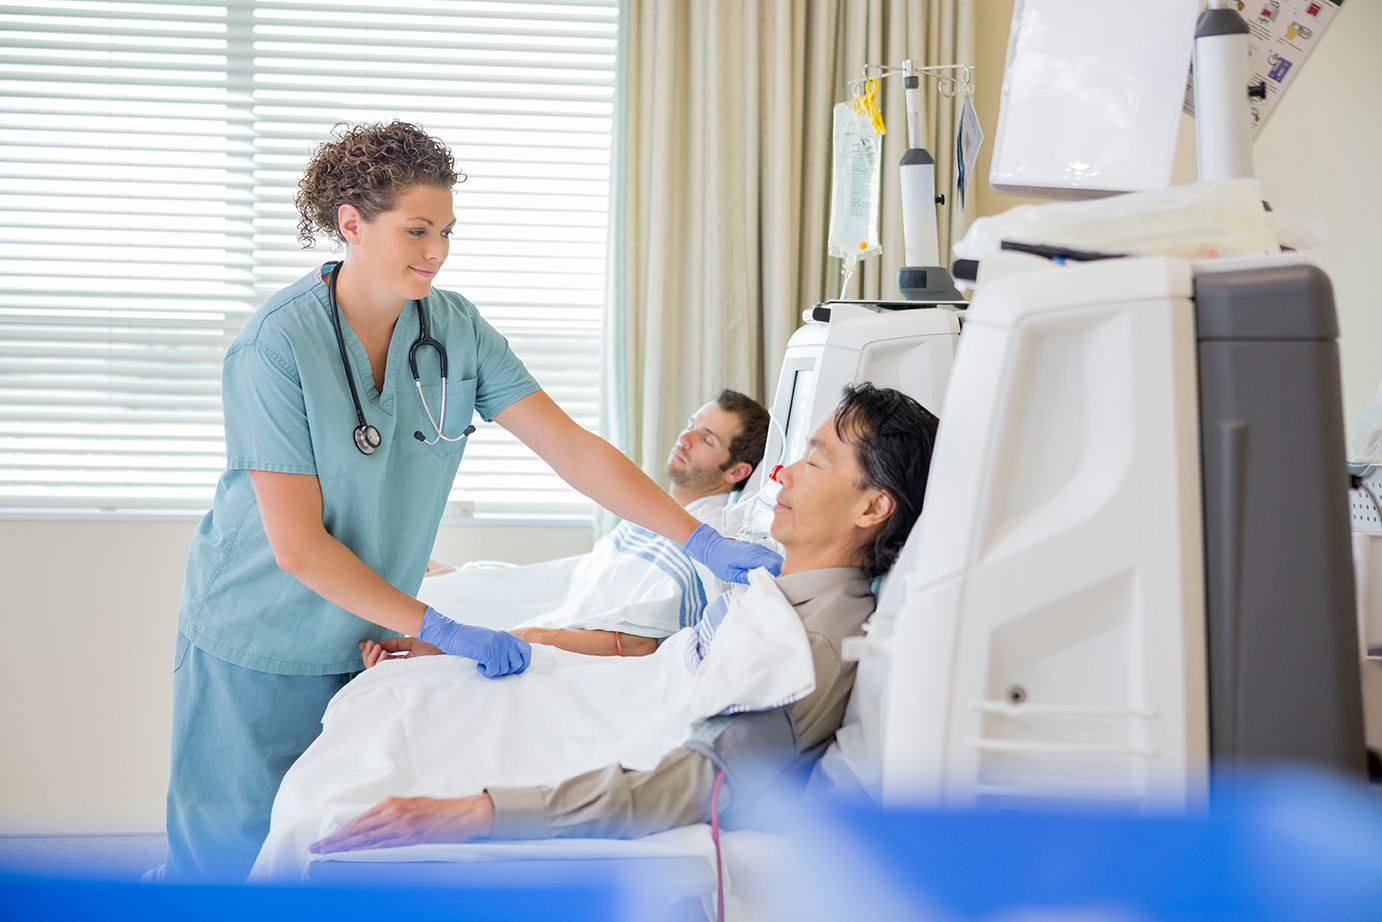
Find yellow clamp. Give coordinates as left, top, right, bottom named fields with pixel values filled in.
left=852, top=77, right=886, bottom=136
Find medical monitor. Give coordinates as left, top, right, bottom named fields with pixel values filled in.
left=782, top=368, right=818, bottom=467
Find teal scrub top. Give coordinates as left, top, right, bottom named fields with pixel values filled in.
left=178, top=267, right=541, bottom=675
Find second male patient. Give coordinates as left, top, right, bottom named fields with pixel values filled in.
left=403, top=390, right=771, bottom=658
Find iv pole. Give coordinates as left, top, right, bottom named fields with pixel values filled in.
left=1192, top=0, right=1257, bottom=182
left=850, top=61, right=970, bottom=304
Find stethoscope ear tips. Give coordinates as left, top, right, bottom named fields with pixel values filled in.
left=414, top=431, right=426, bottom=442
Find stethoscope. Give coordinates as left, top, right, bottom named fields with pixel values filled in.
left=325, top=261, right=474, bottom=455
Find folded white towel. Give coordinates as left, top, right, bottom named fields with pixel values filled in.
left=689, top=568, right=816, bottom=720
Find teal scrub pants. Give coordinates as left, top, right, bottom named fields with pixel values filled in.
left=163, top=632, right=358, bottom=883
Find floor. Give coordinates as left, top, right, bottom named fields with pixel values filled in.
left=0, top=834, right=166, bottom=881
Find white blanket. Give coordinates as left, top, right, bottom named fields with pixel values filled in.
left=690, top=570, right=815, bottom=720
left=250, top=571, right=811, bottom=883
left=419, top=514, right=728, bottom=638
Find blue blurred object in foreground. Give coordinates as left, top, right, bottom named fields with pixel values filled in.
left=5, top=768, right=1379, bottom=921
left=0, top=879, right=621, bottom=922
left=0, top=832, right=723, bottom=922
left=0, top=872, right=623, bottom=922
left=761, top=767, right=1382, bottom=921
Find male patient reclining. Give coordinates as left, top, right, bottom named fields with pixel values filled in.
left=312, top=383, right=938, bottom=852
left=408, top=389, right=770, bottom=658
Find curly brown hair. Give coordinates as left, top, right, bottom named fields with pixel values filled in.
left=294, top=121, right=462, bottom=247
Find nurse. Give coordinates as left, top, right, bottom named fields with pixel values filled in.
left=161, top=121, right=778, bottom=883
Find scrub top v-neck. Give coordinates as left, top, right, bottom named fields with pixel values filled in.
left=178, top=267, right=541, bottom=675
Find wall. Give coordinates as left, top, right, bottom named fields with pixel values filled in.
left=1249, top=2, right=1382, bottom=439
left=0, top=518, right=591, bottom=835
left=971, top=0, right=1382, bottom=442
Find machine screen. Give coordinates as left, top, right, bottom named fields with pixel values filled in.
left=782, top=368, right=816, bottom=466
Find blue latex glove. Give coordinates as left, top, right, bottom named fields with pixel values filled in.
left=684, top=523, right=783, bottom=584
left=417, top=606, right=531, bottom=677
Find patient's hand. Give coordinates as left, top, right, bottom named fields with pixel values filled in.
left=359, top=636, right=443, bottom=668
left=309, top=794, right=495, bottom=854
left=424, top=558, right=455, bottom=577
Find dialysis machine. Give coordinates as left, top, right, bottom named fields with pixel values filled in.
left=874, top=251, right=1365, bottom=810
left=742, top=301, right=962, bottom=501
left=859, top=0, right=1364, bottom=810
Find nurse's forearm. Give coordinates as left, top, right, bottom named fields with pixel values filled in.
left=250, top=469, right=425, bottom=636
left=563, top=435, right=700, bottom=543
left=494, top=391, right=700, bottom=544
left=283, top=532, right=427, bottom=636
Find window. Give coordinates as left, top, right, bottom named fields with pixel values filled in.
left=0, top=0, right=616, bottom=518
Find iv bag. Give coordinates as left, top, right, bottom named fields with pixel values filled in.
left=828, top=103, right=882, bottom=262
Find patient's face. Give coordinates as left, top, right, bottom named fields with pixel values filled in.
left=771, top=415, right=872, bottom=558
left=665, top=402, right=740, bottom=491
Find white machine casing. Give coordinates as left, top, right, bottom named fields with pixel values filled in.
left=881, top=253, right=1210, bottom=812
left=751, top=303, right=961, bottom=498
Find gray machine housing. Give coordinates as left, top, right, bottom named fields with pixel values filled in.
left=1195, top=263, right=1367, bottom=777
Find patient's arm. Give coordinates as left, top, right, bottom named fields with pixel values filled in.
left=359, top=636, right=443, bottom=668
left=423, top=558, right=455, bottom=577
left=311, top=794, right=495, bottom=854
left=311, top=749, right=716, bottom=853
left=509, top=627, right=657, bottom=657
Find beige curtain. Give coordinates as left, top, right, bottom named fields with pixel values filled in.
left=606, top=0, right=970, bottom=479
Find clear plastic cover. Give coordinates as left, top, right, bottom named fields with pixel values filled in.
left=953, top=179, right=1279, bottom=267
left=989, top=0, right=1202, bottom=198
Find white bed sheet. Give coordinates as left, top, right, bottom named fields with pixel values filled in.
left=300, top=825, right=784, bottom=922
left=251, top=633, right=701, bottom=882
left=251, top=572, right=812, bottom=885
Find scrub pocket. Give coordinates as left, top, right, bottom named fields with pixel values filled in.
left=413, top=377, right=477, bottom=459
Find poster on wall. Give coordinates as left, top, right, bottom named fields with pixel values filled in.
left=1245, top=0, right=1341, bottom=135
left=1185, top=0, right=1342, bottom=137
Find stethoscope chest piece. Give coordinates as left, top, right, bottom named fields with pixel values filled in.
left=354, top=423, right=382, bottom=455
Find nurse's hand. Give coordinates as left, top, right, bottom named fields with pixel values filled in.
left=684, top=523, right=784, bottom=584
left=360, top=637, right=442, bottom=669
left=310, top=794, right=495, bottom=855
left=417, top=606, right=533, bottom=677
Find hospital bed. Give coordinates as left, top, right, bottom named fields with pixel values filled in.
left=294, top=299, right=963, bottom=916
left=296, top=257, right=1366, bottom=912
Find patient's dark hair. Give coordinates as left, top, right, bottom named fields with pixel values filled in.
left=833, top=383, right=940, bottom=578
left=715, top=389, right=771, bottom=491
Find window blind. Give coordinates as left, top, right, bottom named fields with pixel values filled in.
left=0, top=0, right=616, bottom=518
